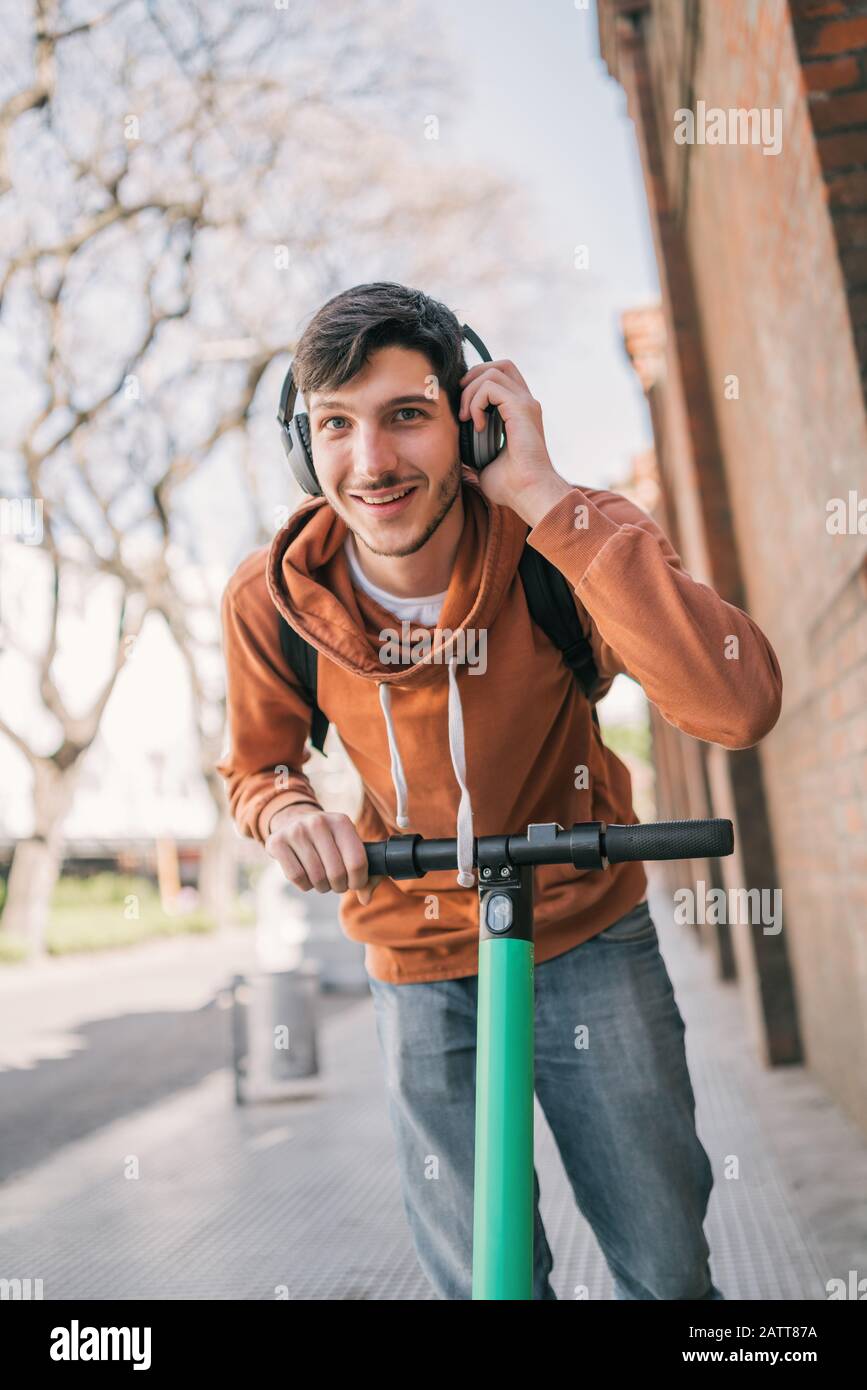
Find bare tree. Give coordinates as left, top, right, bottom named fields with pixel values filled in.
left=0, top=0, right=554, bottom=952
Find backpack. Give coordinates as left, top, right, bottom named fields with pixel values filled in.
left=278, top=541, right=601, bottom=756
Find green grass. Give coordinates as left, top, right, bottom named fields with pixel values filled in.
left=598, top=720, right=652, bottom=765
left=0, top=872, right=254, bottom=962
left=0, top=931, right=27, bottom=964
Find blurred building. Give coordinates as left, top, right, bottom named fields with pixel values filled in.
left=598, top=0, right=867, bottom=1133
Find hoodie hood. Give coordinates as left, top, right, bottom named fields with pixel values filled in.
left=265, top=469, right=528, bottom=886
left=266, top=469, right=526, bottom=684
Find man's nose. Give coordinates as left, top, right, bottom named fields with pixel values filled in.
left=352, top=422, right=397, bottom=475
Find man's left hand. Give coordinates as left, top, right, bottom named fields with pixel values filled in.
left=458, top=359, right=573, bottom=525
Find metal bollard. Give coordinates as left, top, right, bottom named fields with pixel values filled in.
left=230, top=961, right=320, bottom=1104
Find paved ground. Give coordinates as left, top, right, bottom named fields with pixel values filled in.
left=0, top=922, right=359, bottom=1184
left=0, top=887, right=865, bottom=1300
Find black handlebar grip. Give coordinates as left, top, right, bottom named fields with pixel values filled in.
left=364, top=834, right=424, bottom=879
left=365, top=842, right=390, bottom=877
left=604, top=818, right=734, bottom=863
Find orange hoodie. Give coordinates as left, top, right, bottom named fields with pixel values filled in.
left=216, top=469, right=782, bottom=984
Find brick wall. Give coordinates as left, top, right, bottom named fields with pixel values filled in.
left=794, top=0, right=867, bottom=394
left=599, top=0, right=867, bottom=1131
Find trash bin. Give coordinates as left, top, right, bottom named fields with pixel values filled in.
left=230, top=960, right=320, bottom=1104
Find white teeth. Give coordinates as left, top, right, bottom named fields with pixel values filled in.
left=357, top=487, right=413, bottom=505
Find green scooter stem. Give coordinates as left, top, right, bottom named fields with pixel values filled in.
left=472, top=938, right=535, bottom=1299
left=362, top=819, right=735, bottom=1301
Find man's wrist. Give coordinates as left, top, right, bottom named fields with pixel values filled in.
left=510, top=471, right=574, bottom=528
left=267, top=800, right=321, bottom=836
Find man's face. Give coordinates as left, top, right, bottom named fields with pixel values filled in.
left=307, top=345, right=462, bottom=557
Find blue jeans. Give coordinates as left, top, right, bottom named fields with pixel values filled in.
left=368, top=897, right=724, bottom=1300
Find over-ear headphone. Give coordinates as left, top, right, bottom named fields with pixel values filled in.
left=276, top=323, right=505, bottom=497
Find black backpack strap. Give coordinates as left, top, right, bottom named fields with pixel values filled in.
left=278, top=616, right=329, bottom=755
left=517, top=542, right=601, bottom=728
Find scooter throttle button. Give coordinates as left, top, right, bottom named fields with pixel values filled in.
left=485, top=894, right=513, bottom=934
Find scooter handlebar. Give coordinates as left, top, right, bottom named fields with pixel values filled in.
left=363, top=817, right=733, bottom=879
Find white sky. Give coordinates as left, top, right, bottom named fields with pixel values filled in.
left=432, top=0, right=659, bottom=479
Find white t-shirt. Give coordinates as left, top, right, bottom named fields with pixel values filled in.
left=344, top=533, right=447, bottom=627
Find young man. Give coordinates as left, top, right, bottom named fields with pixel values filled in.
left=217, top=281, right=783, bottom=1301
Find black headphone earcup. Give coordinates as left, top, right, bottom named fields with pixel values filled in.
left=459, top=418, right=475, bottom=469
left=295, top=412, right=312, bottom=462
left=459, top=406, right=505, bottom=472
left=287, top=413, right=321, bottom=496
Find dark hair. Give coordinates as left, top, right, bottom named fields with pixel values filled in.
left=291, top=282, right=468, bottom=421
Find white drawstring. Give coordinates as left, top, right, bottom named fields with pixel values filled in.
left=378, top=682, right=410, bottom=829
left=377, top=662, right=476, bottom=888
left=447, top=657, right=476, bottom=888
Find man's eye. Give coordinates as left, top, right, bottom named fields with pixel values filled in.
left=323, top=417, right=347, bottom=430
left=395, top=407, right=423, bottom=421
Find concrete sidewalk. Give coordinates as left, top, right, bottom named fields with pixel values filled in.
left=0, top=889, right=865, bottom=1299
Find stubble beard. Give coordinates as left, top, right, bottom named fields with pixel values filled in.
left=348, top=453, right=463, bottom=559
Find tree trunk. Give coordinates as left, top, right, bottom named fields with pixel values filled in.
left=2, top=836, right=65, bottom=950
left=1, top=759, right=79, bottom=954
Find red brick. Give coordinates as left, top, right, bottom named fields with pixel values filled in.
left=810, top=89, right=867, bottom=131
left=830, top=208, right=867, bottom=247
left=844, top=243, right=867, bottom=280
left=826, top=169, right=867, bottom=207
left=791, top=0, right=848, bottom=17
left=804, top=54, right=861, bottom=91
left=817, top=129, right=867, bottom=170
left=799, top=16, right=867, bottom=56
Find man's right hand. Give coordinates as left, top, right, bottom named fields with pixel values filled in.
left=265, top=803, right=383, bottom=906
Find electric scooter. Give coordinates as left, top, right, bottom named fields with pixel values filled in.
left=365, top=815, right=734, bottom=1300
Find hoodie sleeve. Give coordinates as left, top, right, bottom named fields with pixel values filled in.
left=524, top=485, right=783, bottom=749
left=216, top=575, right=322, bottom=845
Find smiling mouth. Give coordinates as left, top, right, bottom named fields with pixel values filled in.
left=348, top=484, right=419, bottom=507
